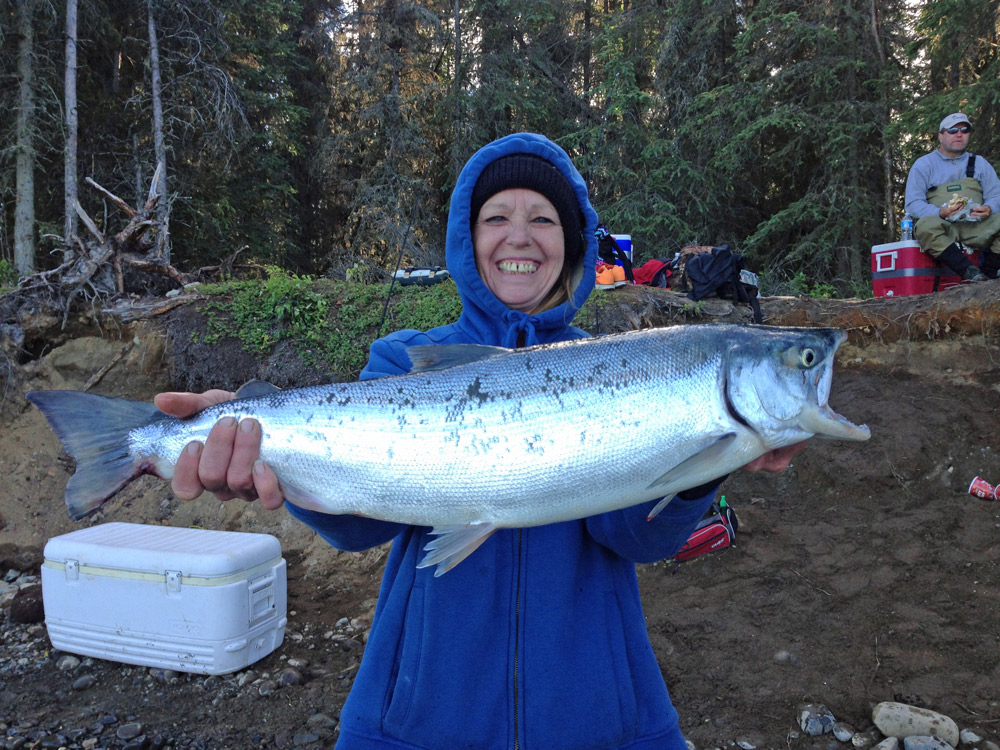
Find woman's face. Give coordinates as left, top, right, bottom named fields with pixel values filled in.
left=473, top=188, right=566, bottom=313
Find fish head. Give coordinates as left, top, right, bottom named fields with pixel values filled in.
left=724, top=327, right=870, bottom=449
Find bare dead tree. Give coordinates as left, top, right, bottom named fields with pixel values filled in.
left=15, top=0, right=39, bottom=275
left=3, top=164, right=194, bottom=330
left=148, top=0, right=170, bottom=263
left=62, top=0, right=78, bottom=255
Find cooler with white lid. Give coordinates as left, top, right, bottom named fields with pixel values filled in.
left=41, top=522, right=287, bottom=675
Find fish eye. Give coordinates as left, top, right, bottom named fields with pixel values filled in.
left=800, top=348, right=816, bottom=367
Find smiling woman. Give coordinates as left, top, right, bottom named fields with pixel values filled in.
left=468, top=151, right=585, bottom=315
left=473, top=188, right=565, bottom=313
left=146, top=133, right=809, bottom=750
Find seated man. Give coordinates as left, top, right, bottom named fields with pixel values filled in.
left=904, top=112, right=1000, bottom=282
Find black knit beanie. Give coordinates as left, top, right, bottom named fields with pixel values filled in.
left=470, top=154, right=584, bottom=265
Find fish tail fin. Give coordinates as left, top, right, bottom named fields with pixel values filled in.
left=26, top=390, right=163, bottom=520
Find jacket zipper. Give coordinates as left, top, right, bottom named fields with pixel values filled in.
left=514, top=333, right=526, bottom=749
left=513, top=528, right=523, bottom=750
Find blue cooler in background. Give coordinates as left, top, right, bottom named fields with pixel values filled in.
left=611, top=235, right=632, bottom=265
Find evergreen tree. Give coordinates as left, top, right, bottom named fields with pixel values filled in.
left=686, top=0, right=905, bottom=292
left=0, top=0, right=992, bottom=294
left=14, top=0, right=40, bottom=274
left=901, top=0, right=1000, bottom=162
left=318, top=0, right=448, bottom=272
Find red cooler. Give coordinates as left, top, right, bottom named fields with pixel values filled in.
left=870, top=241, right=976, bottom=297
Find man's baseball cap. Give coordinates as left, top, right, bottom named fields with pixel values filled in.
left=939, top=113, right=971, bottom=131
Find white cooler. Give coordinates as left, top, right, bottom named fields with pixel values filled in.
left=42, top=522, right=287, bottom=675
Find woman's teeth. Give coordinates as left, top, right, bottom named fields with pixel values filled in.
left=498, top=260, right=538, bottom=274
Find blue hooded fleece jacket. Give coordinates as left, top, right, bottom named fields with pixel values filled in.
left=285, top=133, right=717, bottom=750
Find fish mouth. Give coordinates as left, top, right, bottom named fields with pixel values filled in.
left=798, top=401, right=871, bottom=441
left=497, top=260, right=539, bottom=274
left=800, top=352, right=870, bottom=441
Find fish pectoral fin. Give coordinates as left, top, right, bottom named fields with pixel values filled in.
left=645, top=433, right=738, bottom=519
left=417, top=523, right=498, bottom=576
left=407, top=344, right=511, bottom=372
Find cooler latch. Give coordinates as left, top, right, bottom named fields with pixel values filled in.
left=65, top=559, right=79, bottom=582
left=166, top=570, right=182, bottom=595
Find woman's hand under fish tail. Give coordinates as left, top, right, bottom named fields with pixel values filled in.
left=253, top=460, right=285, bottom=510
left=741, top=441, right=808, bottom=474
left=169, top=415, right=241, bottom=501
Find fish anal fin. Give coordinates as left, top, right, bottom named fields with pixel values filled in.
left=417, top=523, right=497, bottom=576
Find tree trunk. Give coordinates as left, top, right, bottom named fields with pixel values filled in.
left=63, top=0, right=79, bottom=252
left=133, top=133, right=144, bottom=208
left=15, top=0, right=38, bottom=276
left=148, top=0, right=170, bottom=263
left=453, top=0, right=461, bottom=125
left=870, top=0, right=895, bottom=243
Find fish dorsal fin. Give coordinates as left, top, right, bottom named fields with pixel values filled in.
left=645, top=433, right=738, bottom=519
left=407, top=344, right=512, bottom=373
left=236, top=380, right=282, bottom=399
left=416, top=523, right=497, bottom=576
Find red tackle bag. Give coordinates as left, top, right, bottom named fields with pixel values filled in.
left=672, top=497, right=739, bottom=562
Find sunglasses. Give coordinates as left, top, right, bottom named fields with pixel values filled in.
left=942, top=125, right=971, bottom=134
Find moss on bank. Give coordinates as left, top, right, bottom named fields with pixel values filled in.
left=195, top=269, right=464, bottom=380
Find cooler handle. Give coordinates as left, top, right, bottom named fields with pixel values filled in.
left=248, top=573, right=276, bottom=626
left=876, top=251, right=897, bottom=273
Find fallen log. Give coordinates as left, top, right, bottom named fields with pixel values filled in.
left=587, top=281, right=1000, bottom=346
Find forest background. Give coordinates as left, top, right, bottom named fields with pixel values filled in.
left=2, top=0, right=999, bottom=298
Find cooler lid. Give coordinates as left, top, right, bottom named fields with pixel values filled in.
left=872, top=240, right=920, bottom=253
left=43, top=522, right=282, bottom=578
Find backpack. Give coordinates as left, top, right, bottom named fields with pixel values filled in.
left=669, top=245, right=713, bottom=292
left=684, top=245, right=762, bottom=323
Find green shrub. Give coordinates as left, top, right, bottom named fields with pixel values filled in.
left=0, top=259, right=17, bottom=292
left=788, top=272, right=838, bottom=299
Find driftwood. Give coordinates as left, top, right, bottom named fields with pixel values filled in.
left=82, top=342, right=133, bottom=391
left=1, top=165, right=198, bottom=333
left=66, top=163, right=194, bottom=295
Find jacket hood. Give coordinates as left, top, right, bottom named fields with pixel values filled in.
left=446, top=133, right=598, bottom=347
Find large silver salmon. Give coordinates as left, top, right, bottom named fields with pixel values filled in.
left=27, top=324, right=870, bottom=574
